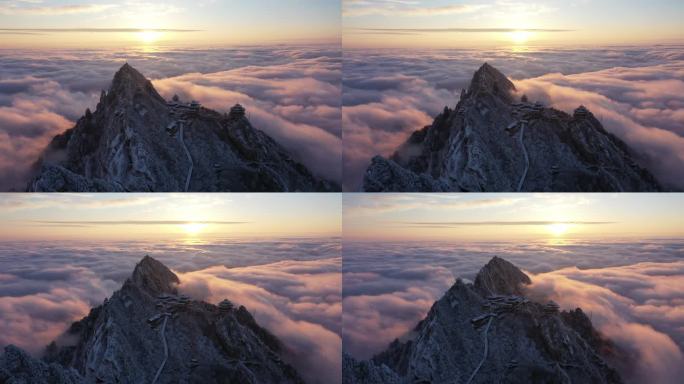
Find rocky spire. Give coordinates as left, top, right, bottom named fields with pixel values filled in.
left=128, top=255, right=179, bottom=295
left=108, top=63, right=164, bottom=103
left=474, top=256, right=531, bottom=296
left=467, top=62, right=516, bottom=103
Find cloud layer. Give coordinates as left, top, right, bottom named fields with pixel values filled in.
left=0, top=46, right=341, bottom=190
left=0, top=237, right=341, bottom=383
left=343, top=45, right=684, bottom=190
left=529, top=262, right=684, bottom=384
left=342, top=238, right=684, bottom=384
left=179, top=258, right=342, bottom=384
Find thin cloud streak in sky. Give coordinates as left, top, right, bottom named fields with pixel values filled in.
left=400, top=220, right=615, bottom=226
left=31, top=220, right=249, bottom=226
left=343, top=3, right=487, bottom=17
left=350, top=27, right=574, bottom=33
left=0, top=3, right=117, bottom=15
left=0, top=28, right=202, bottom=33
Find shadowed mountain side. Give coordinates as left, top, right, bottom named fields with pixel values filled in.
left=28, top=64, right=339, bottom=192
left=363, top=63, right=663, bottom=192
left=0, top=256, right=305, bottom=384
left=343, top=257, right=624, bottom=384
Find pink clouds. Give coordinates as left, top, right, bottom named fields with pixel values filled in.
left=177, top=257, right=342, bottom=384
left=342, top=88, right=450, bottom=190
left=528, top=261, right=684, bottom=384
left=514, top=63, right=684, bottom=189
left=152, top=59, right=342, bottom=183
left=341, top=265, right=454, bottom=358
left=0, top=266, right=113, bottom=355
left=0, top=82, right=84, bottom=190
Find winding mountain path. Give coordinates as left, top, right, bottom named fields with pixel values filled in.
left=517, top=122, right=529, bottom=192
left=179, top=122, right=193, bottom=192
left=151, top=315, right=169, bottom=384
left=466, top=316, right=493, bottom=384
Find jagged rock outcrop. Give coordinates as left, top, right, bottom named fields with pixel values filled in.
left=343, top=257, right=623, bottom=384
left=363, top=63, right=663, bottom=192
left=0, top=345, right=82, bottom=384
left=473, top=256, right=531, bottom=296
left=0, top=256, right=305, bottom=384
left=28, top=63, right=339, bottom=192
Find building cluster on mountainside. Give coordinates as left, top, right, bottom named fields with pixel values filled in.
left=164, top=94, right=249, bottom=137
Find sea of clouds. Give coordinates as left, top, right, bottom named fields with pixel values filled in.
left=0, top=237, right=341, bottom=384
left=0, top=46, right=342, bottom=190
left=343, top=45, right=684, bottom=190
left=343, top=238, right=684, bottom=384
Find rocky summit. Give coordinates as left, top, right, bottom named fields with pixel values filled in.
left=343, top=257, right=624, bottom=384
left=28, top=63, right=339, bottom=192
left=0, top=256, right=305, bottom=384
left=363, top=63, right=663, bottom=192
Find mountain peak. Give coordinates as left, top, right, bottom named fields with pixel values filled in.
left=129, top=255, right=179, bottom=295
left=112, top=63, right=146, bottom=85
left=468, top=62, right=516, bottom=102
left=474, top=256, right=531, bottom=295
left=108, top=63, right=163, bottom=102
left=345, top=256, right=624, bottom=383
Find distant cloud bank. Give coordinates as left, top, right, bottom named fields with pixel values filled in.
left=529, top=262, right=684, bottom=384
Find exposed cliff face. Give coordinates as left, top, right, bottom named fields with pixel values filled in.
left=343, top=257, right=623, bottom=384
left=28, top=64, right=339, bottom=192
left=0, top=256, right=305, bottom=384
left=363, top=63, right=663, bottom=192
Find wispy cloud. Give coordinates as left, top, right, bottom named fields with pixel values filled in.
left=0, top=3, right=117, bottom=15
left=344, top=195, right=522, bottom=217
left=399, top=220, right=615, bottom=227
left=349, top=27, right=574, bottom=34
left=0, top=28, right=202, bottom=33
left=343, top=1, right=487, bottom=17
left=31, top=220, right=249, bottom=226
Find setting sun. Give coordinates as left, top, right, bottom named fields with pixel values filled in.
left=509, top=30, right=532, bottom=44
left=547, top=223, right=571, bottom=236
left=137, top=30, right=163, bottom=44
left=181, top=222, right=207, bottom=235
